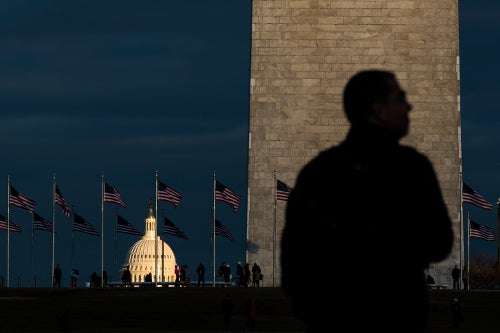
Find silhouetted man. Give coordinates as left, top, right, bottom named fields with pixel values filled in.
left=102, top=270, right=108, bottom=287
left=121, top=266, right=132, bottom=286
left=281, top=70, right=453, bottom=332
left=452, top=265, right=461, bottom=290
left=53, top=264, right=62, bottom=288
left=196, top=263, right=205, bottom=287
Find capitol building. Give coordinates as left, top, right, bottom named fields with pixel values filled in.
left=125, top=204, right=177, bottom=283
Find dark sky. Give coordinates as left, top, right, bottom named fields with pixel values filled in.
left=0, top=1, right=252, bottom=286
left=0, top=1, right=498, bottom=286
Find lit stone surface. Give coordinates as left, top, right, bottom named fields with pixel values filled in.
left=126, top=207, right=177, bottom=282
left=247, top=0, right=461, bottom=287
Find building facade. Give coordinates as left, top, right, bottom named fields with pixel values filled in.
left=126, top=205, right=177, bottom=283
left=247, top=0, right=461, bottom=287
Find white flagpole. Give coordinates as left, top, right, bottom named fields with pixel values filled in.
left=273, top=170, right=277, bottom=287
left=31, top=211, right=34, bottom=287
left=213, top=171, right=216, bottom=287
left=497, top=198, right=500, bottom=267
left=459, top=170, right=464, bottom=289
left=467, top=211, right=470, bottom=291
left=7, top=175, right=10, bottom=288
left=101, top=174, right=104, bottom=288
left=52, top=174, right=56, bottom=288
left=155, top=170, right=158, bottom=285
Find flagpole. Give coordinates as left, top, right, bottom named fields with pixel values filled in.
left=52, top=174, right=56, bottom=288
left=155, top=170, right=158, bottom=285
left=31, top=211, right=34, bottom=287
left=213, top=171, right=216, bottom=287
left=273, top=170, right=277, bottom=287
left=459, top=171, right=464, bottom=289
left=101, top=174, right=104, bottom=288
left=497, top=198, right=500, bottom=267
left=467, top=211, right=470, bottom=291
left=7, top=175, right=10, bottom=288
left=114, top=212, right=117, bottom=282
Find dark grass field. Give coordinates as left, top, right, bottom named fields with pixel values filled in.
left=0, top=287, right=499, bottom=332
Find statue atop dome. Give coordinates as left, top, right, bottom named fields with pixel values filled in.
left=146, top=199, right=155, bottom=218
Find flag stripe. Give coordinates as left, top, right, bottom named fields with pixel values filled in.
left=215, top=220, right=235, bottom=241
left=163, top=218, right=188, bottom=239
left=215, top=181, right=240, bottom=211
left=73, top=213, right=99, bottom=236
left=9, top=185, right=36, bottom=211
left=276, top=180, right=292, bottom=201
left=116, top=215, right=141, bottom=236
left=0, top=221, right=22, bottom=232
left=470, top=220, right=496, bottom=241
left=463, top=183, right=493, bottom=210
left=55, top=186, right=72, bottom=217
left=33, top=212, right=53, bottom=232
left=158, top=181, right=182, bottom=206
left=104, top=182, right=126, bottom=207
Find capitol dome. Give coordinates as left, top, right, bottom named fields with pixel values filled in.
left=125, top=204, right=176, bottom=283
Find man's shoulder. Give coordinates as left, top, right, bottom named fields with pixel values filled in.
left=299, top=146, right=344, bottom=175
left=397, top=145, right=432, bottom=165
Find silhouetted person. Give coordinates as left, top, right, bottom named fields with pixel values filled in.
left=462, top=269, right=469, bottom=292
left=223, top=263, right=231, bottom=285
left=236, top=262, right=243, bottom=287
left=90, top=272, right=98, bottom=288
left=252, top=263, right=262, bottom=287
left=102, top=270, right=108, bottom=287
left=144, top=272, right=152, bottom=283
left=196, top=263, right=205, bottom=287
left=281, top=70, right=453, bottom=332
left=243, top=264, right=251, bottom=288
left=121, top=266, right=132, bottom=286
left=53, top=264, right=62, bottom=288
left=180, top=265, right=187, bottom=285
left=452, top=265, right=461, bottom=290
left=175, top=264, right=180, bottom=287
left=70, top=269, right=79, bottom=288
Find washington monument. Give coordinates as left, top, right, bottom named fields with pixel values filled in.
left=247, top=0, right=461, bottom=287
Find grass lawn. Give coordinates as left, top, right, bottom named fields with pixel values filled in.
left=0, top=287, right=498, bottom=332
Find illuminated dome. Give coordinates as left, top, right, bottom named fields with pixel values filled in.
left=126, top=204, right=176, bottom=282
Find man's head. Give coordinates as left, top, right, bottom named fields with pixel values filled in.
left=343, top=70, right=412, bottom=139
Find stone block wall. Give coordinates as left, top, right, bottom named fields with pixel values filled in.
left=247, top=0, right=461, bottom=287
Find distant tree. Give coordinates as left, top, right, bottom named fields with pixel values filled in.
left=470, top=255, right=500, bottom=289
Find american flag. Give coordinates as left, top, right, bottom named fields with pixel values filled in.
left=215, top=180, right=240, bottom=211
left=463, top=182, right=493, bottom=210
left=33, top=212, right=53, bottom=233
left=116, top=215, right=141, bottom=236
left=104, top=182, right=126, bottom=207
left=72, top=213, right=99, bottom=236
left=276, top=180, right=292, bottom=201
left=470, top=220, right=496, bottom=241
left=163, top=217, right=188, bottom=240
left=55, top=185, right=72, bottom=217
left=215, top=220, right=235, bottom=242
left=9, top=185, right=36, bottom=212
left=0, top=214, right=21, bottom=232
left=157, top=180, right=182, bottom=207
